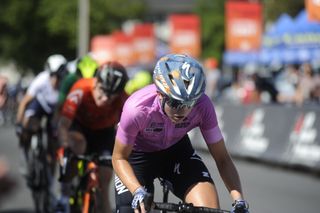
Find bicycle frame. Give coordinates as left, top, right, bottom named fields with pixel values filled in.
left=157, top=179, right=230, bottom=213
left=82, top=161, right=99, bottom=213
left=70, top=154, right=111, bottom=213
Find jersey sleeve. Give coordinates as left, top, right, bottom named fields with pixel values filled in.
left=61, top=82, right=83, bottom=120
left=58, top=74, right=78, bottom=105
left=26, top=72, right=46, bottom=97
left=198, top=96, right=224, bottom=144
left=116, top=101, right=141, bottom=145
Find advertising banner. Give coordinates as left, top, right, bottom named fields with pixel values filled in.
left=132, top=23, right=156, bottom=65
left=305, top=0, right=320, bottom=22
left=225, top=1, right=263, bottom=51
left=282, top=108, right=320, bottom=170
left=112, top=31, right=135, bottom=66
left=169, top=14, right=201, bottom=58
left=90, top=35, right=115, bottom=65
left=190, top=103, right=320, bottom=172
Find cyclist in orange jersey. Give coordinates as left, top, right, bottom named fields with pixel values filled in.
left=55, top=61, right=129, bottom=213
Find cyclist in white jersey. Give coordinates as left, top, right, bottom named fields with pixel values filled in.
left=16, top=54, right=67, bottom=177
left=112, top=54, right=249, bottom=213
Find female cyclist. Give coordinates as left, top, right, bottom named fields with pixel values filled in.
left=112, top=54, right=249, bottom=213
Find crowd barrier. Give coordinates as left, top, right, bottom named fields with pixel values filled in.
left=189, top=103, right=320, bottom=173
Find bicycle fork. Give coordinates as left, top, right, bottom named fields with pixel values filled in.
left=82, top=162, right=99, bottom=213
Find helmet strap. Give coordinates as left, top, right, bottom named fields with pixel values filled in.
left=158, top=93, right=168, bottom=115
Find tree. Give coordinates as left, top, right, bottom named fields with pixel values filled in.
left=195, top=0, right=225, bottom=63
left=262, top=0, right=305, bottom=23
left=0, top=0, right=145, bottom=73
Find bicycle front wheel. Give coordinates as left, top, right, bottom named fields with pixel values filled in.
left=27, top=134, right=53, bottom=213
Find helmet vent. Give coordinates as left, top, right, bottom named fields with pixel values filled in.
left=168, top=73, right=176, bottom=86
left=184, top=80, right=190, bottom=89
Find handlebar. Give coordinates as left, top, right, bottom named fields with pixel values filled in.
left=152, top=202, right=230, bottom=213
left=75, top=154, right=112, bottom=167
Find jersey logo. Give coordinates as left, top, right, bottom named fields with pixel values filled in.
left=175, top=122, right=190, bottom=128
left=114, top=175, right=129, bottom=195
left=174, top=163, right=181, bottom=174
left=190, top=151, right=202, bottom=161
left=67, top=89, right=83, bottom=105
left=145, top=122, right=164, bottom=133
left=202, top=172, right=210, bottom=178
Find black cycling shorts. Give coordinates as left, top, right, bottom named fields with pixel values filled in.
left=115, top=135, right=214, bottom=212
left=24, top=98, right=54, bottom=135
left=70, top=121, right=115, bottom=157
left=24, top=98, right=54, bottom=118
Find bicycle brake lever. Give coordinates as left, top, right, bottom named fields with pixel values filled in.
left=143, top=193, right=153, bottom=212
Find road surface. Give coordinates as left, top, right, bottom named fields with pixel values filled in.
left=1, top=125, right=319, bottom=213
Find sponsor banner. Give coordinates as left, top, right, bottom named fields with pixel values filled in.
left=190, top=104, right=320, bottom=172
left=169, top=14, right=201, bottom=58
left=305, top=0, right=320, bottom=22
left=132, top=23, right=156, bottom=65
left=90, top=35, right=115, bottom=65
left=225, top=1, right=263, bottom=51
left=282, top=107, right=320, bottom=170
left=112, top=31, right=135, bottom=66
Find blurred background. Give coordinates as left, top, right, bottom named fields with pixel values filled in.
left=0, top=0, right=320, bottom=212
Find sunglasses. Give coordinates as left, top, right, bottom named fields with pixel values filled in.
left=165, top=97, right=196, bottom=109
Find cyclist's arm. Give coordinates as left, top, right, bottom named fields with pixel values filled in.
left=16, top=94, right=33, bottom=124
left=58, top=74, right=78, bottom=107
left=57, top=116, right=72, bottom=148
left=207, top=139, right=244, bottom=201
left=112, top=138, right=142, bottom=194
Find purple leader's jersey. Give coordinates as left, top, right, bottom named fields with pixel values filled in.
left=116, top=84, right=223, bottom=152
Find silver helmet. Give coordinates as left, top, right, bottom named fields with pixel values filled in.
left=153, top=54, right=206, bottom=107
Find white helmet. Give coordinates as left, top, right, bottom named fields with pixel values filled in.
left=45, top=54, right=67, bottom=74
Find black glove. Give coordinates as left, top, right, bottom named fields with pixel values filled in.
left=15, top=123, right=23, bottom=136
left=231, top=200, right=249, bottom=213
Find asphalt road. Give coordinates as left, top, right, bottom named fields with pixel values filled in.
left=0, top=125, right=319, bottom=213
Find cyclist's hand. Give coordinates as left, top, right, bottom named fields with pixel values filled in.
left=231, top=199, right=249, bottom=213
left=15, top=123, right=23, bottom=136
left=131, top=187, right=152, bottom=213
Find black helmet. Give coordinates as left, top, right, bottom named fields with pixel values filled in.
left=96, top=61, right=128, bottom=95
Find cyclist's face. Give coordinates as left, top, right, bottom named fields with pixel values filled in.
left=161, top=96, right=193, bottom=124
left=93, top=82, right=118, bottom=106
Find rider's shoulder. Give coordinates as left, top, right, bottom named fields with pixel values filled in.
left=29, top=71, right=50, bottom=86
left=63, top=72, right=78, bottom=82
left=72, top=78, right=93, bottom=89
left=124, top=85, right=157, bottom=106
left=194, top=93, right=216, bottom=111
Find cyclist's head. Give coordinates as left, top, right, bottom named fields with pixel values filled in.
left=125, top=70, right=152, bottom=95
left=95, top=61, right=128, bottom=96
left=45, top=54, right=67, bottom=76
left=153, top=54, right=206, bottom=109
left=76, top=55, right=99, bottom=78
